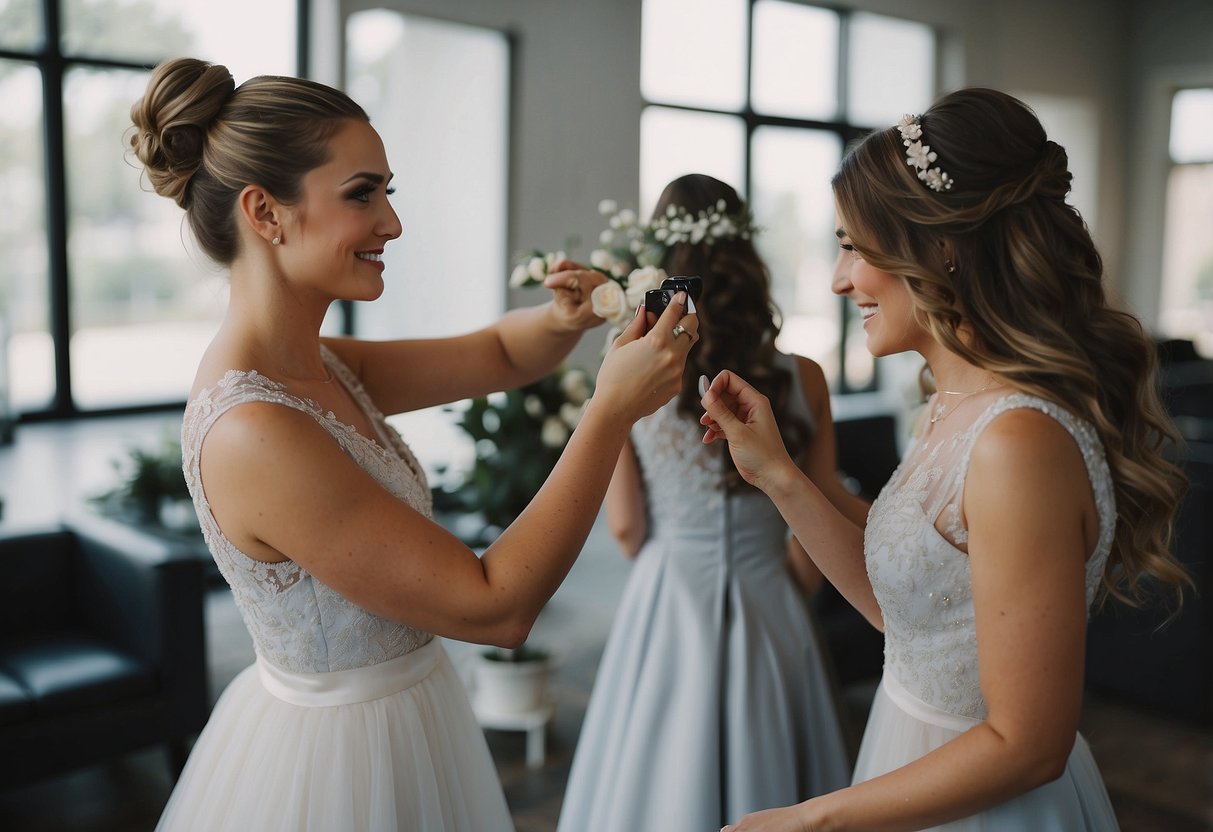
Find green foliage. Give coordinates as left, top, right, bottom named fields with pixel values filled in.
left=436, top=366, right=592, bottom=544
left=92, top=431, right=189, bottom=523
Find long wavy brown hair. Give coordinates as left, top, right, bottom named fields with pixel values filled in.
left=653, top=174, right=809, bottom=488
left=832, top=88, right=1190, bottom=609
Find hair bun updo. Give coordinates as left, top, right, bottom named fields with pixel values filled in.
left=128, top=58, right=235, bottom=208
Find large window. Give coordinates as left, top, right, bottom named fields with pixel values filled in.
left=1, top=0, right=299, bottom=418
left=640, top=0, right=936, bottom=392
left=345, top=10, right=511, bottom=483
left=1158, top=88, right=1213, bottom=356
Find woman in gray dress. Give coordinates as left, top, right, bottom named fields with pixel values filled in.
left=558, top=175, right=869, bottom=832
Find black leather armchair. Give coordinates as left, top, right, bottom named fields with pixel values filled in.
left=0, top=512, right=209, bottom=787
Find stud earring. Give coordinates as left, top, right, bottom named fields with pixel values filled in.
left=945, top=259, right=955, bottom=273
left=271, top=235, right=281, bottom=246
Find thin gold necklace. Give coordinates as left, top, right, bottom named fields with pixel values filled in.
left=929, top=377, right=995, bottom=424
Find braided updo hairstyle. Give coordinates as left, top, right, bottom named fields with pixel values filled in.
left=832, top=87, right=1189, bottom=609
left=655, top=174, right=810, bottom=489
left=128, top=58, right=368, bottom=265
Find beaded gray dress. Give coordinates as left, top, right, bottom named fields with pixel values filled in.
left=557, top=352, right=851, bottom=832
left=157, top=345, right=513, bottom=832
left=854, top=390, right=1120, bottom=829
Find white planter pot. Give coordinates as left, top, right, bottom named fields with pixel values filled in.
left=472, top=650, right=552, bottom=716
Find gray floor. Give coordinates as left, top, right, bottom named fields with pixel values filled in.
left=0, top=413, right=1209, bottom=831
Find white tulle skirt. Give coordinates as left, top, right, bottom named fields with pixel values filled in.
left=853, top=673, right=1120, bottom=831
left=156, top=639, right=513, bottom=831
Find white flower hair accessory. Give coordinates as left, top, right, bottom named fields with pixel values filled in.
left=896, top=114, right=953, bottom=192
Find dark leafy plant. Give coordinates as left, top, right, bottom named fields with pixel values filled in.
left=92, top=434, right=189, bottom=525
left=435, top=365, right=593, bottom=547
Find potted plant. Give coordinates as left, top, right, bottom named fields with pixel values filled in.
left=434, top=365, right=593, bottom=714
left=92, top=431, right=197, bottom=533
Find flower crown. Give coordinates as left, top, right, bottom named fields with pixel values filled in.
left=896, top=114, right=953, bottom=192
left=507, top=197, right=760, bottom=349
left=591, top=197, right=759, bottom=274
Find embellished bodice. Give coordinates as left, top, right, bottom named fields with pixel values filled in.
left=632, top=352, right=814, bottom=543
left=181, top=345, right=434, bottom=674
left=865, top=392, right=1116, bottom=718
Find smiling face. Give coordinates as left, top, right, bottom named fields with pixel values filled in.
left=281, top=119, right=402, bottom=302
left=830, top=221, right=928, bottom=358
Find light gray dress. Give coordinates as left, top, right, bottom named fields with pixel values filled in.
left=558, top=352, right=851, bottom=832
left=854, top=391, right=1121, bottom=829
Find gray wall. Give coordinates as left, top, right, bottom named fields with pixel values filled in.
left=322, top=0, right=1212, bottom=363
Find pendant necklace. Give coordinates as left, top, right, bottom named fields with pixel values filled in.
left=930, top=376, right=995, bottom=424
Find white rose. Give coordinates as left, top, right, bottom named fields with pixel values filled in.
left=591, top=279, right=631, bottom=327
left=559, top=369, right=591, bottom=405
left=527, top=255, right=548, bottom=282
left=560, top=401, right=586, bottom=429
left=617, top=208, right=636, bottom=227
left=541, top=415, right=569, bottom=448
left=524, top=395, right=545, bottom=418
left=509, top=263, right=531, bottom=288
left=599, top=229, right=614, bottom=245
left=544, top=250, right=568, bottom=270
left=624, top=266, right=666, bottom=308
left=598, top=199, right=617, bottom=215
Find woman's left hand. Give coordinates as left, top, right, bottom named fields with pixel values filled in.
left=544, top=260, right=608, bottom=332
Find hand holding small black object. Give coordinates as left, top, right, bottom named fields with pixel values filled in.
left=644, top=276, right=703, bottom=315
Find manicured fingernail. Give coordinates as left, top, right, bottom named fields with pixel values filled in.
left=635, top=304, right=643, bottom=317
left=687, top=296, right=697, bottom=314
left=698, top=374, right=710, bottom=397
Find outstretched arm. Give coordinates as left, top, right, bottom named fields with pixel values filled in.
left=329, top=263, right=605, bottom=415
left=203, top=296, right=697, bottom=648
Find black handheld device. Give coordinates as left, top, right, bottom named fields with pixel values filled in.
left=643, top=275, right=703, bottom=315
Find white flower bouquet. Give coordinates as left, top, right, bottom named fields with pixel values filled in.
left=510, top=198, right=756, bottom=343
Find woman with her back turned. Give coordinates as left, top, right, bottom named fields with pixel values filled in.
left=558, top=174, right=869, bottom=832
left=703, top=88, right=1191, bottom=830
left=129, top=57, right=697, bottom=831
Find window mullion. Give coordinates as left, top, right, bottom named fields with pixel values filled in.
left=41, top=0, right=73, bottom=415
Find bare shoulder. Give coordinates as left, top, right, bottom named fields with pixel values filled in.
left=971, top=406, right=1084, bottom=472
left=199, top=401, right=333, bottom=486
left=966, top=405, right=1092, bottom=528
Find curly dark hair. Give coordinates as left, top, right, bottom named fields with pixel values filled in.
left=653, top=174, right=810, bottom=488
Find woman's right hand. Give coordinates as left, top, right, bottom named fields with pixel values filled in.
left=592, top=291, right=698, bottom=423
left=699, top=370, right=798, bottom=492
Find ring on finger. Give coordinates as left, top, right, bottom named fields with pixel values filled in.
left=672, top=324, right=694, bottom=341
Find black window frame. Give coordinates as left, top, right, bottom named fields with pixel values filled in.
left=641, top=0, right=939, bottom=393
left=0, top=0, right=315, bottom=423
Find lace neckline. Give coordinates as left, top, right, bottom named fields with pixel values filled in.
left=190, top=351, right=397, bottom=458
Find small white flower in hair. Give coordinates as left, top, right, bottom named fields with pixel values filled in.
left=896, top=114, right=953, bottom=192
left=904, top=141, right=936, bottom=170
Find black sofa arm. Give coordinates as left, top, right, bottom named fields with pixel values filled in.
left=65, top=512, right=210, bottom=731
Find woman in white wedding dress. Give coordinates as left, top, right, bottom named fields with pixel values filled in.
left=557, top=175, right=868, bottom=832
left=701, top=88, right=1191, bottom=831
left=129, top=58, right=697, bottom=832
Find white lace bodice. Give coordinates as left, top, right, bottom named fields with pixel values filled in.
left=181, top=345, right=434, bottom=674
left=632, top=352, right=814, bottom=536
left=865, top=392, right=1116, bottom=718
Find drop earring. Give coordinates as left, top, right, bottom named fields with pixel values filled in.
left=945, top=259, right=955, bottom=273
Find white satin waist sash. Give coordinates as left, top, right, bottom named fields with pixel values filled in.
left=256, top=638, right=442, bottom=707
left=882, top=671, right=982, bottom=733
